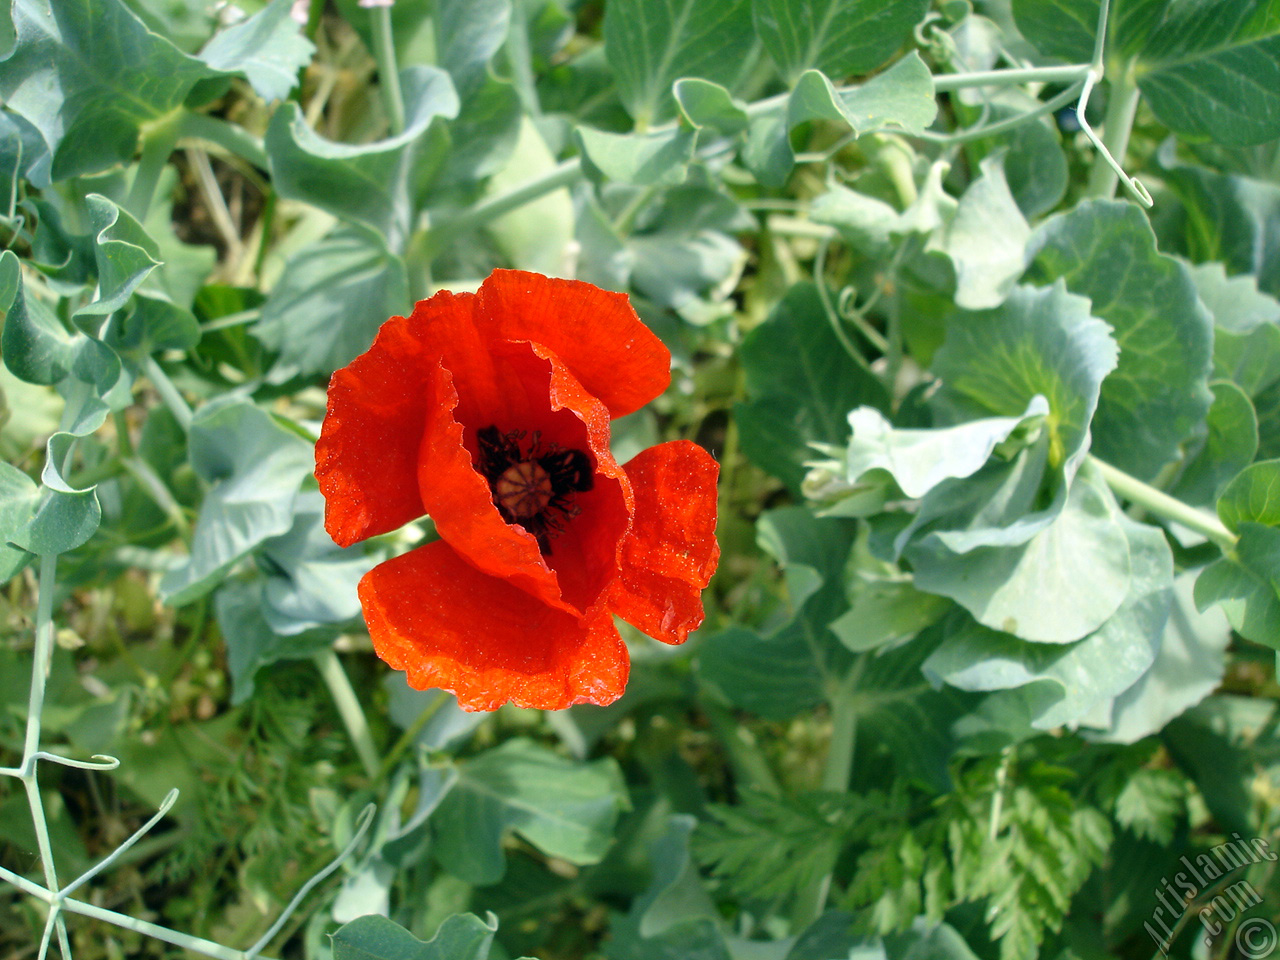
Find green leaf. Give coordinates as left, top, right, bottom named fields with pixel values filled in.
left=1015, top=0, right=1280, bottom=146
left=932, top=280, right=1117, bottom=474
left=0, top=0, right=218, bottom=179
left=195, top=0, right=313, bottom=102
left=698, top=507, right=856, bottom=720
left=435, top=0, right=510, bottom=99
left=674, top=79, right=749, bottom=135
left=574, top=125, right=696, bottom=187
left=258, top=492, right=378, bottom=635
left=696, top=625, right=825, bottom=720
left=2, top=265, right=124, bottom=403
left=736, top=283, right=890, bottom=493
left=159, top=398, right=313, bottom=606
left=810, top=184, right=899, bottom=258
left=603, top=0, right=755, bottom=126
left=751, top=0, right=928, bottom=82
left=75, top=194, right=161, bottom=321
left=842, top=396, right=1049, bottom=500
left=1134, top=1, right=1280, bottom=147
left=609, top=816, right=731, bottom=960
left=214, top=577, right=339, bottom=705
left=1160, top=156, right=1280, bottom=298
left=1194, top=533, right=1280, bottom=650
left=0, top=110, right=46, bottom=197
left=697, top=791, right=858, bottom=904
left=1188, top=261, right=1280, bottom=396
left=104, top=291, right=201, bottom=362
left=926, top=153, right=1029, bottom=310
left=924, top=517, right=1171, bottom=730
left=829, top=578, right=950, bottom=652
left=1093, top=572, right=1231, bottom=743
left=265, top=66, right=458, bottom=247
left=483, top=118, right=574, bottom=274
left=1216, top=459, right=1280, bottom=532
left=1113, top=768, right=1186, bottom=844
left=1026, top=199, right=1214, bottom=479
left=1169, top=381, right=1258, bottom=507
left=431, top=739, right=628, bottom=885
left=744, top=54, right=936, bottom=186
left=0, top=462, right=36, bottom=579
left=331, top=913, right=503, bottom=960
left=908, top=458, right=1133, bottom=644
left=254, top=226, right=409, bottom=380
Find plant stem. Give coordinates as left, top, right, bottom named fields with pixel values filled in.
left=1089, top=456, right=1237, bottom=553
left=0, top=863, right=279, bottom=960
left=1084, top=57, right=1142, bottom=201
left=378, top=693, right=450, bottom=778
left=127, top=114, right=181, bottom=222
left=425, top=159, right=583, bottom=257
left=370, top=4, right=405, bottom=136
left=314, top=648, right=381, bottom=780
left=821, top=666, right=861, bottom=793
left=142, top=355, right=194, bottom=432
left=931, top=63, right=1091, bottom=93
left=177, top=112, right=269, bottom=171
left=16, top=555, right=72, bottom=958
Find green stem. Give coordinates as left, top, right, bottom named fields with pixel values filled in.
left=425, top=159, right=583, bottom=257
left=177, top=112, right=269, bottom=170
left=17, top=555, right=72, bottom=958
left=1089, top=456, right=1237, bottom=553
left=917, top=81, right=1084, bottom=145
left=1084, top=57, right=1142, bottom=201
left=126, top=114, right=181, bottom=222
left=370, top=4, right=405, bottom=136
left=314, top=649, right=381, bottom=780
left=0, top=863, right=278, bottom=960
left=821, top=667, right=861, bottom=793
left=930, top=63, right=1091, bottom=93
left=142, top=355, right=194, bottom=432
left=378, top=693, right=450, bottom=778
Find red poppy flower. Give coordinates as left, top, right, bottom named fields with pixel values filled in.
left=315, top=270, right=720, bottom=711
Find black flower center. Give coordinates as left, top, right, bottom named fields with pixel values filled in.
left=476, top=426, right=593, bottom=553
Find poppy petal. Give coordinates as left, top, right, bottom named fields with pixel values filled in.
left=611, top=441, right=720, bottom=645
left=417, top=355, right=573, bottom=615
left=316, top=290, right=477, bottom=546
left=420, top=339, right=633, bottom=617
left=476, top=269, right=671, bottom=418
left=359, top=540, right=629, bottom=711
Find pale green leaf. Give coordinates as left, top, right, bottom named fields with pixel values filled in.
left=927, top=153, right=1029, bottom=309
left=159, top=398, right=313, bottom=605
left=1095, top=572, right=1232, bottom=742
left=254, top=226, right=408, bottom=380
left=265, top=66, right=458, bottom=247
left=331, top=913, right=502, bottom=960
left=603, top=0, right=755, bottom=126
left=0, top=0, right=217, bottom=178
left=924, top=517, right=1170, bottom=729
left=1026, top=199, right=1214, bottom=480
left=431, top=739, right=628, bottom=885
left=751, top=0, right=928, bottom=82
left=909, top=460, right=1132, bottom=644
left=196, top=0, right=314, bottom=102
left=574, top=125, right=696, bottom=187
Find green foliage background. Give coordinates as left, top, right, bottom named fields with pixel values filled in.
left=0, top=0, right=1278, bottom=958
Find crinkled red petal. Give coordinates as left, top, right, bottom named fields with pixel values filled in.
left=611, top=441, right=720, bottom=645
left=476, top=269, right=671, bottom=419
left=316, top=290, right=477, bottom=546
left=419, top=339, right=632, bottom=617
left=359, top=539, right=629, bottom=711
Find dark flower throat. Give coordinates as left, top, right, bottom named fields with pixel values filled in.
left=476, top=426, right=593, bottom=554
